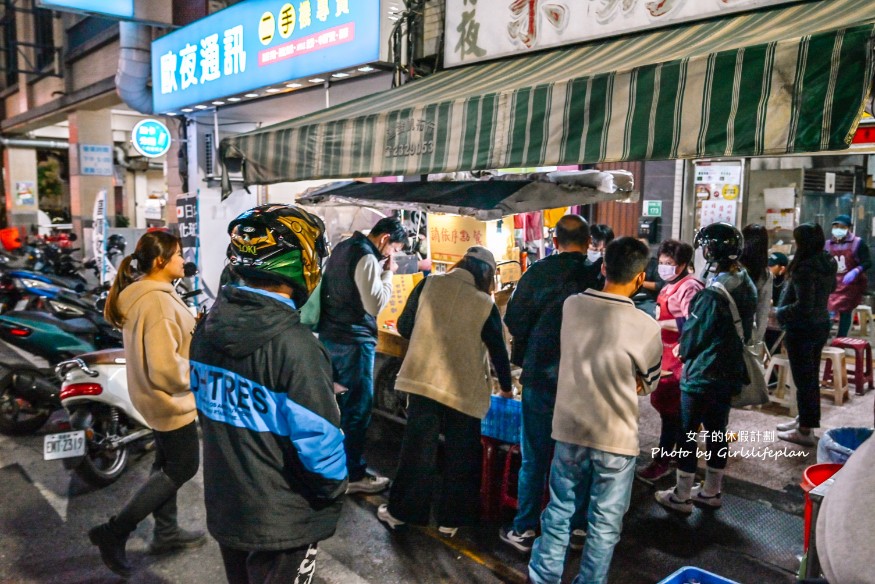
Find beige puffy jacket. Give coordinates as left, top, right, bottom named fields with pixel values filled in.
left=117, top=280, right=197, bottom=432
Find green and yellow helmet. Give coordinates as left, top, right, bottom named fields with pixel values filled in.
left=227, top=204, right=327, bottom=303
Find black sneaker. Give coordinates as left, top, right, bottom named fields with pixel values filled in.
left=88, top=522, right=132, bottom=578
left=569, top=528, right=586, bottom=551
left=499, top=526, right=536, bottom=552
left=147, top=528, right=207, bottom=555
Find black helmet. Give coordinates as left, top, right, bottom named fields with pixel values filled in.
left=227, top=204, right=327, bottom=305
left=694, top=222, right=743, bottom=263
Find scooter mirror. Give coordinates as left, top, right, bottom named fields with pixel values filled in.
left=183, top=262, right=198, bottom=278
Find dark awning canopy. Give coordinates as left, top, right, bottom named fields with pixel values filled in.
left=297, top=171, right=635, bottom=221
left=222, top=0, right=875, bottom=197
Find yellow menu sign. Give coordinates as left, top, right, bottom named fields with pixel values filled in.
left=377, top=272, right=424, bottom=331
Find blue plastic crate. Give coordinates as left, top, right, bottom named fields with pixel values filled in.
left=658, top=567, right=738, bottom=584
left=481, top=394, right=521, bottom=443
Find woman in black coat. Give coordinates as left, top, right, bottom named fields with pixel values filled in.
left=775, top=223, right=837, bottom=446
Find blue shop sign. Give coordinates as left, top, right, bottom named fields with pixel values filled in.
left=132, top=119, right=172, bottom=158
left=36, top=0, right=133, bottom=18
left=151, top=0, right=380, bottom=113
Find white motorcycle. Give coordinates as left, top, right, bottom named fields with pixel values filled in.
left=50, top=349, right=152, bottom=487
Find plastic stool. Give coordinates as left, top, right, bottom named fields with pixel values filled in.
left=830, top=337, right=874, bottom=396
left=480, top=436, right=502, bottom=520
left=764, top=354, right=797, bottom=416
left=852, top=305, right=873, bottom=337
left=819, top=347, right=849, bottom=405
left=499, top=444, right=522, bottom=512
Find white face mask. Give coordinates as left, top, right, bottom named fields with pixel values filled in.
left=658, top=264, right=678, bottom=281
left=587, top=250, right=602, bottom=263
left=832, top=227, right=848, bottom=240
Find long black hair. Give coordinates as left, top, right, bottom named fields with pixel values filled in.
left=787, top=223, right=826, bottom=277
left=449, top=256, right=495, bottom=294
left=740, top=224, right=769, bottom=284
left=105, top=231, right=182, bottom=328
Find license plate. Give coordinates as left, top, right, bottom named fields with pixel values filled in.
left=43, top=430, right=86, bottom=460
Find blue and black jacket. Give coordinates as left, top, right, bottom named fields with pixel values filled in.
left=191, top=284, right=347, bottom=552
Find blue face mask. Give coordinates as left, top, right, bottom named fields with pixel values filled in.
left=832, top=227, right=848, bottom=240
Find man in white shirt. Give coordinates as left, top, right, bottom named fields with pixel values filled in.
left=318, top=217, right=406, bottom=494
left=528, top=237, right=662, bottom=584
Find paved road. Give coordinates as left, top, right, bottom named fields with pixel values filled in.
left=0, top=415, right=801, bottom=583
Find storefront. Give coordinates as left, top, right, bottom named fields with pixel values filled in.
left=220, top=0, right=875, bottom=238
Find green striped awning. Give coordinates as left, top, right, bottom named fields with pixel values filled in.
left=221, top=0, right=875, bottom=196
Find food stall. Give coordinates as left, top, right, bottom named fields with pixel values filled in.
left=298, top=169, right=636, bottom=420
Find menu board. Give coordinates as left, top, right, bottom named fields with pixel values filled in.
left=377, top=273, right=424, bottom=331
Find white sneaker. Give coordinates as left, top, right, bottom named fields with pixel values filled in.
left=437, top=526, right=458, bottom=538
left=776, top=417, right=799, bottom=432
left=691, top=484, right=723, bottom=509
left=777, top=428, right=816, bottom=447
left=655, top=488, right=693, bottom=514
left=376, top=504, right=405, bottom=530
left=347, top=474, right=390, bottom=494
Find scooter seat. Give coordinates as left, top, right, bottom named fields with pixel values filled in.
left=11, top=310, right=96, bottom=334
left=80, top=348, right=126, bottom=365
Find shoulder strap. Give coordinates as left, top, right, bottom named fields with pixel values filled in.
left=709, top=282, right=744, bottom=342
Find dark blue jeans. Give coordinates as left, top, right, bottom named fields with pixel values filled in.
left=678, top=389, right=733, bottom=474
left=322, top=338, right=376, bottom=482
left=785, top=323, right=831, bottom=429
left=513, top=387, right=586, bottom=534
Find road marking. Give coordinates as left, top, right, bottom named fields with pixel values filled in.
left=318, top=549, right=373, bottom=584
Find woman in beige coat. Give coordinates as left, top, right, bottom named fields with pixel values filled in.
left=88, top=231, right=204, bottom=577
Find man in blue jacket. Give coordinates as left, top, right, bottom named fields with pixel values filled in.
left=191, top=205, right=346, bottom=584
left=501, top=215, right=601, bottom=553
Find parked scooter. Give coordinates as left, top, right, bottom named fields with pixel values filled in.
left=51, top=349, right=152, bottom=487
left=0, top=301, right=122, bottom=435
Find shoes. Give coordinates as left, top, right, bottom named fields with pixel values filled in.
left=654, top=488, right=693, bottom=514
left=376, top=504, right=405, bottom=530
left=777, top=428, right=815, bottom=447
left=88, top=522, right=132, bottom=578
left=347, top=473, right=390, bottom=495
left=569, top=529, right=586, bottom=551
left=499, top=527, right=536, bottom=552
left=690, top=484, right=723, bottom=509
left=776, top=417, right=799, bottom=432
left=147, top=528, right=207, bottom=555
left=637, top=459, right=673, bottom=484
left=437, top=526, right=458, bottom=538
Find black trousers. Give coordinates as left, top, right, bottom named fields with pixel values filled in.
left=785, top=323, right=831, bottom=429
left=388, top=394, right=482, bottom=528
left=220, top=543, right=317, bottom=584
left=111, top=420, right=200, bottom=537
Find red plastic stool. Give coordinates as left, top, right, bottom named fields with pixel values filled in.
left=499, top=444, right=523, bottom=512
left=480, top=436, right=502, bottom=521
left=831, top=337, right=874, bottom=395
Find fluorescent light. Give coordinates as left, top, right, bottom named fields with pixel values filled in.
left=357, top=66, right=374, bottom=72
left=331, top=72, right=349, bottom=78
left=227, top=97, right=241, bottom=102
left=180, top=108, right=194, bottom=112
left=266, top=88, right=281, bottom=93
left=388, top=16, right=399, bottom=20
left=211, top=100, right=225, bottom=105
left=286, top=82, right=302, bottom=88
left=194, top=104, right=209, bottom=109
left=309, top=78, right=325, bottom=83
left=244, top=93, right=259, bottom=98
left=166, top=112, right=178, bottom=116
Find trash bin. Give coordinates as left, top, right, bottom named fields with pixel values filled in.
left=817, top=427, right=874, bottom=464
left=800, top=463, right=844, bottom=552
